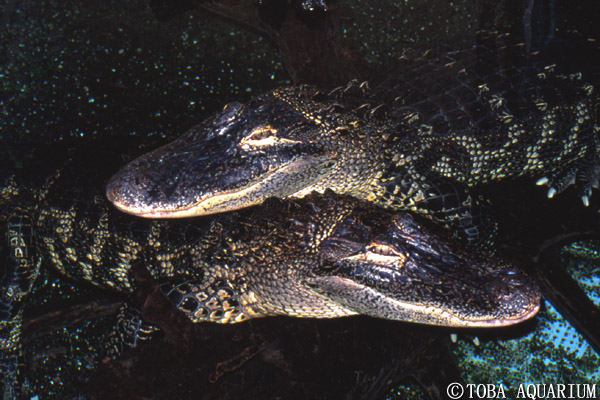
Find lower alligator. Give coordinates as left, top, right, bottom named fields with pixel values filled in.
left=106, top=33, right=600, bottom=244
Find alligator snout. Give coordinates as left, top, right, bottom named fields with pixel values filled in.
left=106, top=165, right=155, bottom=216
left=489, top=273, right=541, bottom=324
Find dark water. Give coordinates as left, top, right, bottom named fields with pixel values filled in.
left=1, top=0, right=600, bottom=399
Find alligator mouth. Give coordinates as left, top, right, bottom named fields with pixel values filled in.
left=107, top=155, right=334, bottom=218
left=326, top=276, right=541, bottom=328
left=112, top=175, right=280, bottom=218
left=450, top=302, right=540, bottom=327
left=386, top=295, right=541, bottom=328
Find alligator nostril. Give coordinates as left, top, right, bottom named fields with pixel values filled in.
left=106, top=170, right=139, bottom=206
left=491, top=272, right=540, bottom=317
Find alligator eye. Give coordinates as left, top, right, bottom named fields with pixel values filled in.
left=247, top=125, right=275, bottom=141
left=366, top=243, right=401, bottom=257
left=340, top=242, right=406, bottom=265
left=240, top=125, right=300, bottom=149
left=240, top=125, right=278, bottom=148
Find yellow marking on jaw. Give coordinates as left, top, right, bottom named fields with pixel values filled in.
left=129, top=159, right=315, bottom=218
left=396, top=297, right=540, bottom=327
left=345, top=282, right=539, bottom=327
left=146, top=179, right=271, bottom=217
left=111, top=177, right=275, bottom=218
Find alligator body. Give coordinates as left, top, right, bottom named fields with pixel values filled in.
left=1, top=143, right=539, bottom=328
left=0, top=142, right=541, bottom=394
left=106, top=33, right=600, bottom=243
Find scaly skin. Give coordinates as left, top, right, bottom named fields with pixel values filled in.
left=4, top=145, right=540, bottom=325
left=1, top=143, right=540, bottom=394
left=107, top=33, right=600, bottom=244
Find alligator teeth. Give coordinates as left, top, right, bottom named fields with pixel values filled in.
left=472, top=336, right=480, bottom=346
left=450, top=333, right=458, bottom=343
left=582, top=195, right=590, bottom=207
left=547, top=187, right=557, bottom=198
left=536, top=177, right=549, bottom=186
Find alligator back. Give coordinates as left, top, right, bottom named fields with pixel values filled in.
left=356, top=32, right=600, bottom=188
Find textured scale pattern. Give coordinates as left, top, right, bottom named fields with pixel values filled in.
left=105, top=34, right=599, bottom=246
left=1, top=180, right=40, bottom=399
left=0, top=150, right=243, bottom=395
left=357, top=36, right=598, bottom=191
left=1, top=142, right=543, bottom=395
left=268, top=34, right=600, bottom=242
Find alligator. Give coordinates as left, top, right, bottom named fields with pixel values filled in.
left=106, top=33, right=600, bottom=244
left=1, top=143, right=540, bottom=327
left=1, top=142, right=540, bottom=396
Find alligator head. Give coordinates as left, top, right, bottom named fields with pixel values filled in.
left=106, top=86, right=364, bottom=217
left=306, top=198, right=540, bottom=327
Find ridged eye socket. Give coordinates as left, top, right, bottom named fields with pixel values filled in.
left=212, top=102, right=245, bottom=137
left=218, top=102, right=244, bottom=124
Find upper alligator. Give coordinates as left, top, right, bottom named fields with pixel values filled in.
left=1, top=144, right=539, bottom=328
left=106, top=33, right=600, bottom=243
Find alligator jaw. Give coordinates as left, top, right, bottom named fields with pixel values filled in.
left=307, top=272, right=541, bottom=328
left=106, top=154, right=335, bottom=218
left=471, top=303, right=540, bottom=327
left=107, top=177, right=274, bottom=218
